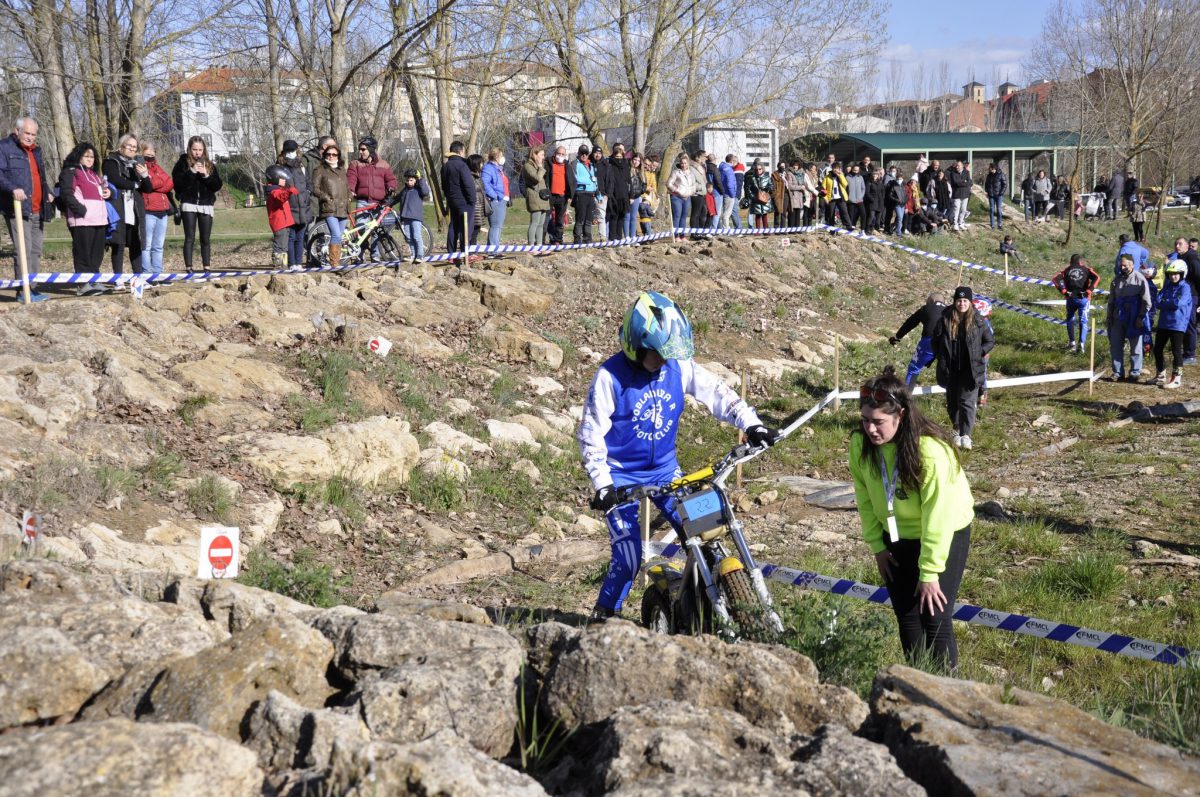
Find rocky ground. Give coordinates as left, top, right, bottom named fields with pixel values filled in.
left=0, top=228, right=1198, bottom=793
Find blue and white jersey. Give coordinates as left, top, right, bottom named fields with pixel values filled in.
left=577, top=354, right=761, bottom=489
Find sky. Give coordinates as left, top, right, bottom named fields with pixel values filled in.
left=875, top=0, right=1051, bottom=102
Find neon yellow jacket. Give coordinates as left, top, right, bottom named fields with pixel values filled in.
left=848, top=433, right=974, bottom=582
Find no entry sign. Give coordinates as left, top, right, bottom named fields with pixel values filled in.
left=197, top=526, right=240, bottom=579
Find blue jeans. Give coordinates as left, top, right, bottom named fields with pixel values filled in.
left=1109, top=319, right=1144, bottom=377
left=400, top=218, right=425, bottom=259
left=988, top=196, right=1003, bottom=228
left=670, top=195, right=690, bottom=233
left=1066, top=296, right=1090, bottom=344
left=895, top=206, right=906, bottom=235
left=598, top=485, right=683, bottom=612
left=624, top=207, right=638, bottom=238
left=142, top=212, right=168, bottom=274
left=487, top=200, right=506, bottom=246
left=325, top=216, right=346, bottom=244
left=905, top=336, right=935, bottom=385
left=288, top=224, right=304, bottom=266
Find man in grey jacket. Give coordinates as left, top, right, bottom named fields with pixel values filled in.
left=1106, top=253, right=1153, bottom=381
left=846, top=164, right=866, bottom=230
left=1107, top=170, right=1125, bottom=221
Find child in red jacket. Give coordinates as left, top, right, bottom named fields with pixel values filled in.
left=265, top=166, right=298, bottom=268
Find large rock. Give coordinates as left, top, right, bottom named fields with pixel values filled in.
left=101, top=351, right=185, bottom=411
left=327, top=730, right=547, bottom=796
left=526, top=621, right=867, bottom=737
left=578, top=700, right=921, bottom=796
left=310, top=608, right=522, bottom=756
left=71, top=521, right=197, bottom=574
left=381, top=324, right=455, bottom=360
left=320, top=416, right=421, bottom=486
left=0, top=627, right=111, bottom=727
left=130, top=613, right=335, bottom=740
left=0, top=356, right=99, bottom=435
left=238, top=432, right=335, bottom=484
left=459, top=268, right=555, bottom=316
left=867, top=665, right=1200, bottom=796
left=0, top=719, right=263, bottom=797
left=476, top=316, right=563, bottom=369
left=486, top=418, right=541, bottom=450
left=245, top=689, right=369, bottom=772
left=169, top=351, right=302, bottom=401
left=423, top=420, right=493, bottom=456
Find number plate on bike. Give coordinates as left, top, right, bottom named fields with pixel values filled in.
left=678, top=489, right=724, bottom=536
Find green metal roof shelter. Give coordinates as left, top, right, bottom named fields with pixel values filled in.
left=798, top=132, right=1097, bottom=198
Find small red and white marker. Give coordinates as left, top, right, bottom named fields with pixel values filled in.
left=367, top=336, right=392, bottom=358
left=780, top=237, right=791, bottom=247
left=197, top=526, right=240, bottom=579
left=20, top=511, right=40, bottom=545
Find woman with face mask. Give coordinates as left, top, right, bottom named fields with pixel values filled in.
left=138, top=141, right=174, bottom=275
left=482, top=147, right=508, bottom=247
left=277, top=140, right=312, bottom=268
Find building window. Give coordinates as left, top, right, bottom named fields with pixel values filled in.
left=193, top=95, right=202, bottom=107
left=196, top=112, right=209, bottom=126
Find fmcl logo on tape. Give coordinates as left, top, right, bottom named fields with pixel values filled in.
left=761, top=563, right=1198, bottom=668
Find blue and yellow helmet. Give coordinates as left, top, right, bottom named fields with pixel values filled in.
left=620, top=291, right=694, bottom=362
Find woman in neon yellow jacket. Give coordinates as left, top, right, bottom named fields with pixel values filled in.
left=849, top=365, right=974, bottom=668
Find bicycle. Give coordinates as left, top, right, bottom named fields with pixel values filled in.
left=608, top=438, right=788, bottom=640
left=305, top=193, right=405, bottom=266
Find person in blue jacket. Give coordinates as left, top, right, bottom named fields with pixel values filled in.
left=717, top=155, right=739, bottom=229
left=1114, top=233, right=1150, bottom=275
left=577, top=291, right=780, bottom=622
left=1152, top=261, right=1193, bottom=388
left=1106, top=253, right=1152, bottom=381
left=0, top=117, right=54, bottom=302
left=889, top=292, right=947, bottom=386
left=396, top=168, right=430, bottom=263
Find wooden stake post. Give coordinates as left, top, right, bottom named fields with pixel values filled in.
left=638, top=495, right=650, bottom=589
left=1004, top=252, right=1010, bottom=282
left=1088, top=305, right=1097, bottom=395
left=12, top=198, right=31, bottom=304
left=462, top=212, right=470, bottom=265
left=835, top=333, right=844, bottom=410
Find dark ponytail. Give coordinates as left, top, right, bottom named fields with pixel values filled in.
left=854, top=365, right=958, bottom=490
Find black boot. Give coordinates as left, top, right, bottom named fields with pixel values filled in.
left=587, top=605, right=615, bottom=625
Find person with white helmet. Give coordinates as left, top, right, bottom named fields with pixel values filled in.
left=577, top=291, right=780, bottom=622
left=1153, top=261, right=1194, bottom=388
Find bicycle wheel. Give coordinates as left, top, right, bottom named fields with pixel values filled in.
left=371, top=232, right=401, bottom=264
left=307, top=231, right=330, bottom=266
left=417, top=223, right=432, bottom=258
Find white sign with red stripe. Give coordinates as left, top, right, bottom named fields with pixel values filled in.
left=20, top=511, right=40, bottom=545
left=197, top=525, right=240, bottom=579
left=367, top=336, right=392, bottom=357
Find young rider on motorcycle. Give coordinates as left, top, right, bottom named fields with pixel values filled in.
left=577, top=291, right=780, bottom=622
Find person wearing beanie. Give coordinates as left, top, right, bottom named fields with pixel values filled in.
left=347, top=135, right=397, bottom=257
left=890, top=292, right=948, bottom=386
left=931, top=286, right=994, bottom=449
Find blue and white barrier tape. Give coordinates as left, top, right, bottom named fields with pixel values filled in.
left=762, top=564, right=1196, bottom=667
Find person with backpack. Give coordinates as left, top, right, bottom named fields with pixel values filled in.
left=889, top=292, right=947, bottom=386
left=1153, top=262, right=1194, bottom=389
left=1052, top=254, right=1101, bottom=353
left=103, top=134, right=153, bottom=274
left=57, top=142, right=112, bottom=286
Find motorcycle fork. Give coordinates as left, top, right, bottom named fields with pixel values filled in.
left=685, top=537, right=732, bottom=626
left=723, top=510, right=785, bottom=632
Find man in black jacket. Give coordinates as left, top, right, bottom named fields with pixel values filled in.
left=863, top=170, right=884, bottom=233
left=604, top=142, right=631, bottom=241
left=0, top=117, right=53, bottom=301
left=440, top=140, right=476, bottom=259
left=890, top=291, right=947, bottom=385
left=984, top=162, right=1007, bottom=230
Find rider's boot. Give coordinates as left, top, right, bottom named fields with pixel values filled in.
left=329, top=243, right=341, bottom=268
left=586, top=604, right=615, bottom=625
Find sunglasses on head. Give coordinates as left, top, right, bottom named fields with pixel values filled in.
left=860, top=387, right=900, bottom=405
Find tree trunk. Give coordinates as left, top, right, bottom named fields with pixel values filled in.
left=30, top=0, right=74, bottom=166
left=264, top=0, right=283, bottom=154
left=117, top=0, right=148, bottom=134
left=326, top=0, right=350, bottom=145
left=434, top=10, right=454, bottom=157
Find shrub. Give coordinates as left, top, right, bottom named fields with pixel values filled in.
left=186, top=474, right=236, bottom=523
left=237, top=547, right=349, bottom=608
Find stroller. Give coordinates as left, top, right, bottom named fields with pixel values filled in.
left=1079, top=192, right=1105, bottom=220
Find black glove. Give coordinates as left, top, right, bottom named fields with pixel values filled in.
left=888, top=336, right=899, bottom=346
left=590, top=487, right=617, bottom=512
left=746, top=425, right=781, bottom=447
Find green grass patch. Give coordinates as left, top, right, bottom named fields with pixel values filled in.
left=287, top=475, right=367, bottom=525
left=177, top=394, right=214, bottom=425
left=777, top=591, right=896, bottom=698
left=186, top=474, right=236, bottom=523
left=237, top=547, right=349, bottom=608
left=1032, top=551, right=1126, bottom=601
left=94, top=465, right=138, bottom=503
left=406, top=470, right=466, bottom=512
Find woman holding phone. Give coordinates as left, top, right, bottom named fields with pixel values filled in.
left=171, top=136, right=223, bottom=272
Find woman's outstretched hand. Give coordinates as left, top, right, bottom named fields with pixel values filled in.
left=916, top=579, right=947, bottom=614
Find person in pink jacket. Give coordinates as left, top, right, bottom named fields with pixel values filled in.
left=57, top=142, right=112, bottom=287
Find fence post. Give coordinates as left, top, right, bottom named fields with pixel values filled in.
left=833, top=334, right=841, bottom=411
left=638, top=495, right=651, bottom=588
left=1004, top=252, right=1010, bottom=282
left=462, top=212, right=470, bottom=265
left=12, top=198, right=31, bottom=304
left=1088, top=305, right=1096, bottom=396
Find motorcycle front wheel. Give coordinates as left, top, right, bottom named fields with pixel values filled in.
left=722, top=568, right=779, bottom=638
left=640, top=588, right=674, bottom=635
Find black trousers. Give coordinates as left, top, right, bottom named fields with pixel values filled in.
left=1154, top=329, right=1185, bottom=374
left=945, top=376, right=979, bottom=437
left=181, top=211, right=213, bottom=270
left=787, top=208, right=801, bottom=227
left=70, top=225, right=106, bottom=273
left=689, top=194, right=708, bottom=231
left=110, top=224, right=143, bottom=274
left=548, top=194, right=568, bottom=243
left=1132, top=221, right=1144, bottom=241
left=446, top=206, right=475, bottom=255
left=885, top=526, right=971, bottom=669
left=572, top=192, right=594, bottom=243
